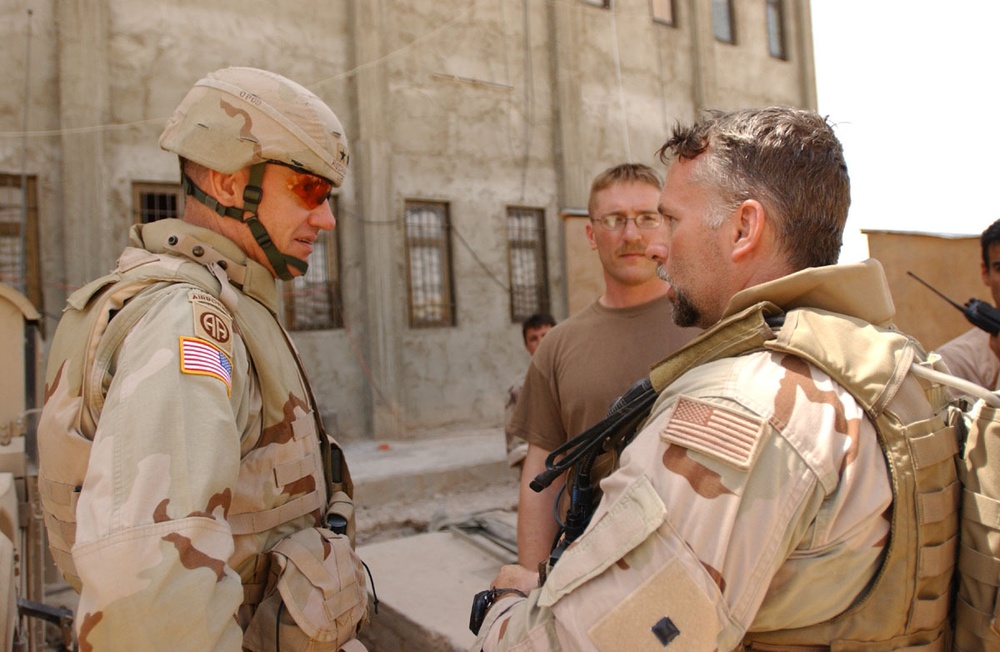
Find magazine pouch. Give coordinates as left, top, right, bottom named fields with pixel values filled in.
left=245, top=527, right=368, bottom=651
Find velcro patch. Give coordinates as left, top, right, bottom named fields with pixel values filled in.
left=179, top=336, right=233, bottom=396
left=588, top=558, right=720, bottom=651
left=661, top=396, right=764, bottom=470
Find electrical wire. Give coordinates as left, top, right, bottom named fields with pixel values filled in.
left=608, top=0, right=632, bottom=162
left=518, top=0, right=535, bottom=202
left=450, top=223, right=510, bottom=293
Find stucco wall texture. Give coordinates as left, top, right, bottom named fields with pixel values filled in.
left=1, top=0, right=815, bottom=440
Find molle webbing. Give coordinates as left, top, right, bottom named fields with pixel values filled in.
left=728, top=306, right=959, bottom=650
left=954, top=402, right=1000, bottom=651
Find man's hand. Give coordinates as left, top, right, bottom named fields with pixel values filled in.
left=470, top=564, right=538, bottom=637
left=491, top=564, right=540, bottom=595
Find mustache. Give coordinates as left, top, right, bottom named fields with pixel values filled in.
left=616, top=245, right=650, bottom=257
left=656, top=264, right=670, bottom=282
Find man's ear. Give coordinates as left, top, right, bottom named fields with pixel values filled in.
left=731, top=199, right=765, bottom=262
left=585, top=220, right=598, bottom=251
left=206, top=168, right=248, bottom=208
left=982, top=260, right=990, bottom=287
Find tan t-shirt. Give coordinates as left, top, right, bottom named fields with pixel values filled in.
left=508, top=295, right=699, bottom=451
left=937, top=326, right=1000, bottom=390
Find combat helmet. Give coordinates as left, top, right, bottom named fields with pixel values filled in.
left=159, top=66, right=349, bottom=280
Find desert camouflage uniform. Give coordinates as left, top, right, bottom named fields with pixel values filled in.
left=38, top=219, right=366, bottom=650
left=473, top=260, right=956, bottom=651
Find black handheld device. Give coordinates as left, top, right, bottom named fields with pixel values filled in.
left=907, top=271, right=1000, bottom=336
left=531, top=377, right=659, bottom=567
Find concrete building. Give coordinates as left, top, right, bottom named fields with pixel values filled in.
left=0, top=0, right=816, bottom=441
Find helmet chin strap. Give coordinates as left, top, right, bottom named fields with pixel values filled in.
left=181, top=162, right=309, bottom=281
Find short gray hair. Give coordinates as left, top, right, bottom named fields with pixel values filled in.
left=658, top=107, right=851, bottom=269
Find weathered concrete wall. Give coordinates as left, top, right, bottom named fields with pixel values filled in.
left=704, top=0, right=816, bottom=109
left=0, top=0, right=816, bottom=440
left=0, top=1, right=63, bottom=325
left=383, top=2, right=562, bottom=434
left=556, top=0, right=816, bottom=319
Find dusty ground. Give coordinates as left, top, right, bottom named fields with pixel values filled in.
left=355, top=477, right=519, bottom=546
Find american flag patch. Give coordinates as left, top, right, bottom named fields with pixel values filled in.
left=661, top=396, right=764, bottom=469
left=179, top=336, right=233, bottom=396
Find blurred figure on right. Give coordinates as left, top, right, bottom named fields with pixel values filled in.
left=938, top=217, right=1000, bottom=390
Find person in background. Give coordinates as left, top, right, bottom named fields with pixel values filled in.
left=937, top=217, right=1000, bottom=390
left=505, top=313, right=558, bottom=468
left=510, top=163, right=699, bottom=573
left=36, top=67, right=368, bottom=650
left=472, top=107, right=956, bottom=651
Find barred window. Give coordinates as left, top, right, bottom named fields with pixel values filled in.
left=507, top=207, right=549, bottom=323
left=651, top=0, right=676, bottom=26
left=766, top=0, right=787, bottom=60
left=284, top=196, right=343, bottom=331
left=0, top=173, right=42, bottom=311
left=405, top=201, right=455, bottom=328
left=132, top=182, right=183, bottom=223
left=712, top=0, right=735, bottom=43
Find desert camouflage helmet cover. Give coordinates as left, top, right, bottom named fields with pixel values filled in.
left=159, top=67, right=349, bottom=186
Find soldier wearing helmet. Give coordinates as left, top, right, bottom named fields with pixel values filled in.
left=36, top=68, right=369, bottom=650
left=159, top=66, right=350, bottom=280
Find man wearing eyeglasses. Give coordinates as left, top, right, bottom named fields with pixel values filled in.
left=510, top=163, right=699, bottom=574
left=36, top=67, right=368, bottom=650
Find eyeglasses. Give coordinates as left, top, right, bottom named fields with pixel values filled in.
left=590, top=213, right=663, bottom=231
left=287, top=172, right=334, bottom=210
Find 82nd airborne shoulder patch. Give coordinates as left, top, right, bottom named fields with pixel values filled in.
left=188, top=290, right=234, bottom=358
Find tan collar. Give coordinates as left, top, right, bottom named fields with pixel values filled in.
left=131, top=219, right=278, bottom=312
left=722, top=259, right=896, bottom=327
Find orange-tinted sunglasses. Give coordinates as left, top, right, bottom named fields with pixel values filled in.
left=271, top=162, right=334, bottom=210
left=286, top=172, right=334, bottom=210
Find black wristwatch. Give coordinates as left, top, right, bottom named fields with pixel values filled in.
left=469, top=587, right=527, bottom=635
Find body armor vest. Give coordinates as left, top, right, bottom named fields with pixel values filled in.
left=36, top=221, right=354, bottom=616
left=647, top=302, right=959, bottom=651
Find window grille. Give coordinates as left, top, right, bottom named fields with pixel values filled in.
left=132, top=182, right=183, bottom=224
left=507, top=207, right=550, bottom=322
left=405, top=201, right=455, bottom=327
left=0, top=173, right=42, bottom=310
left=284, top=196, right=344, bottom=330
